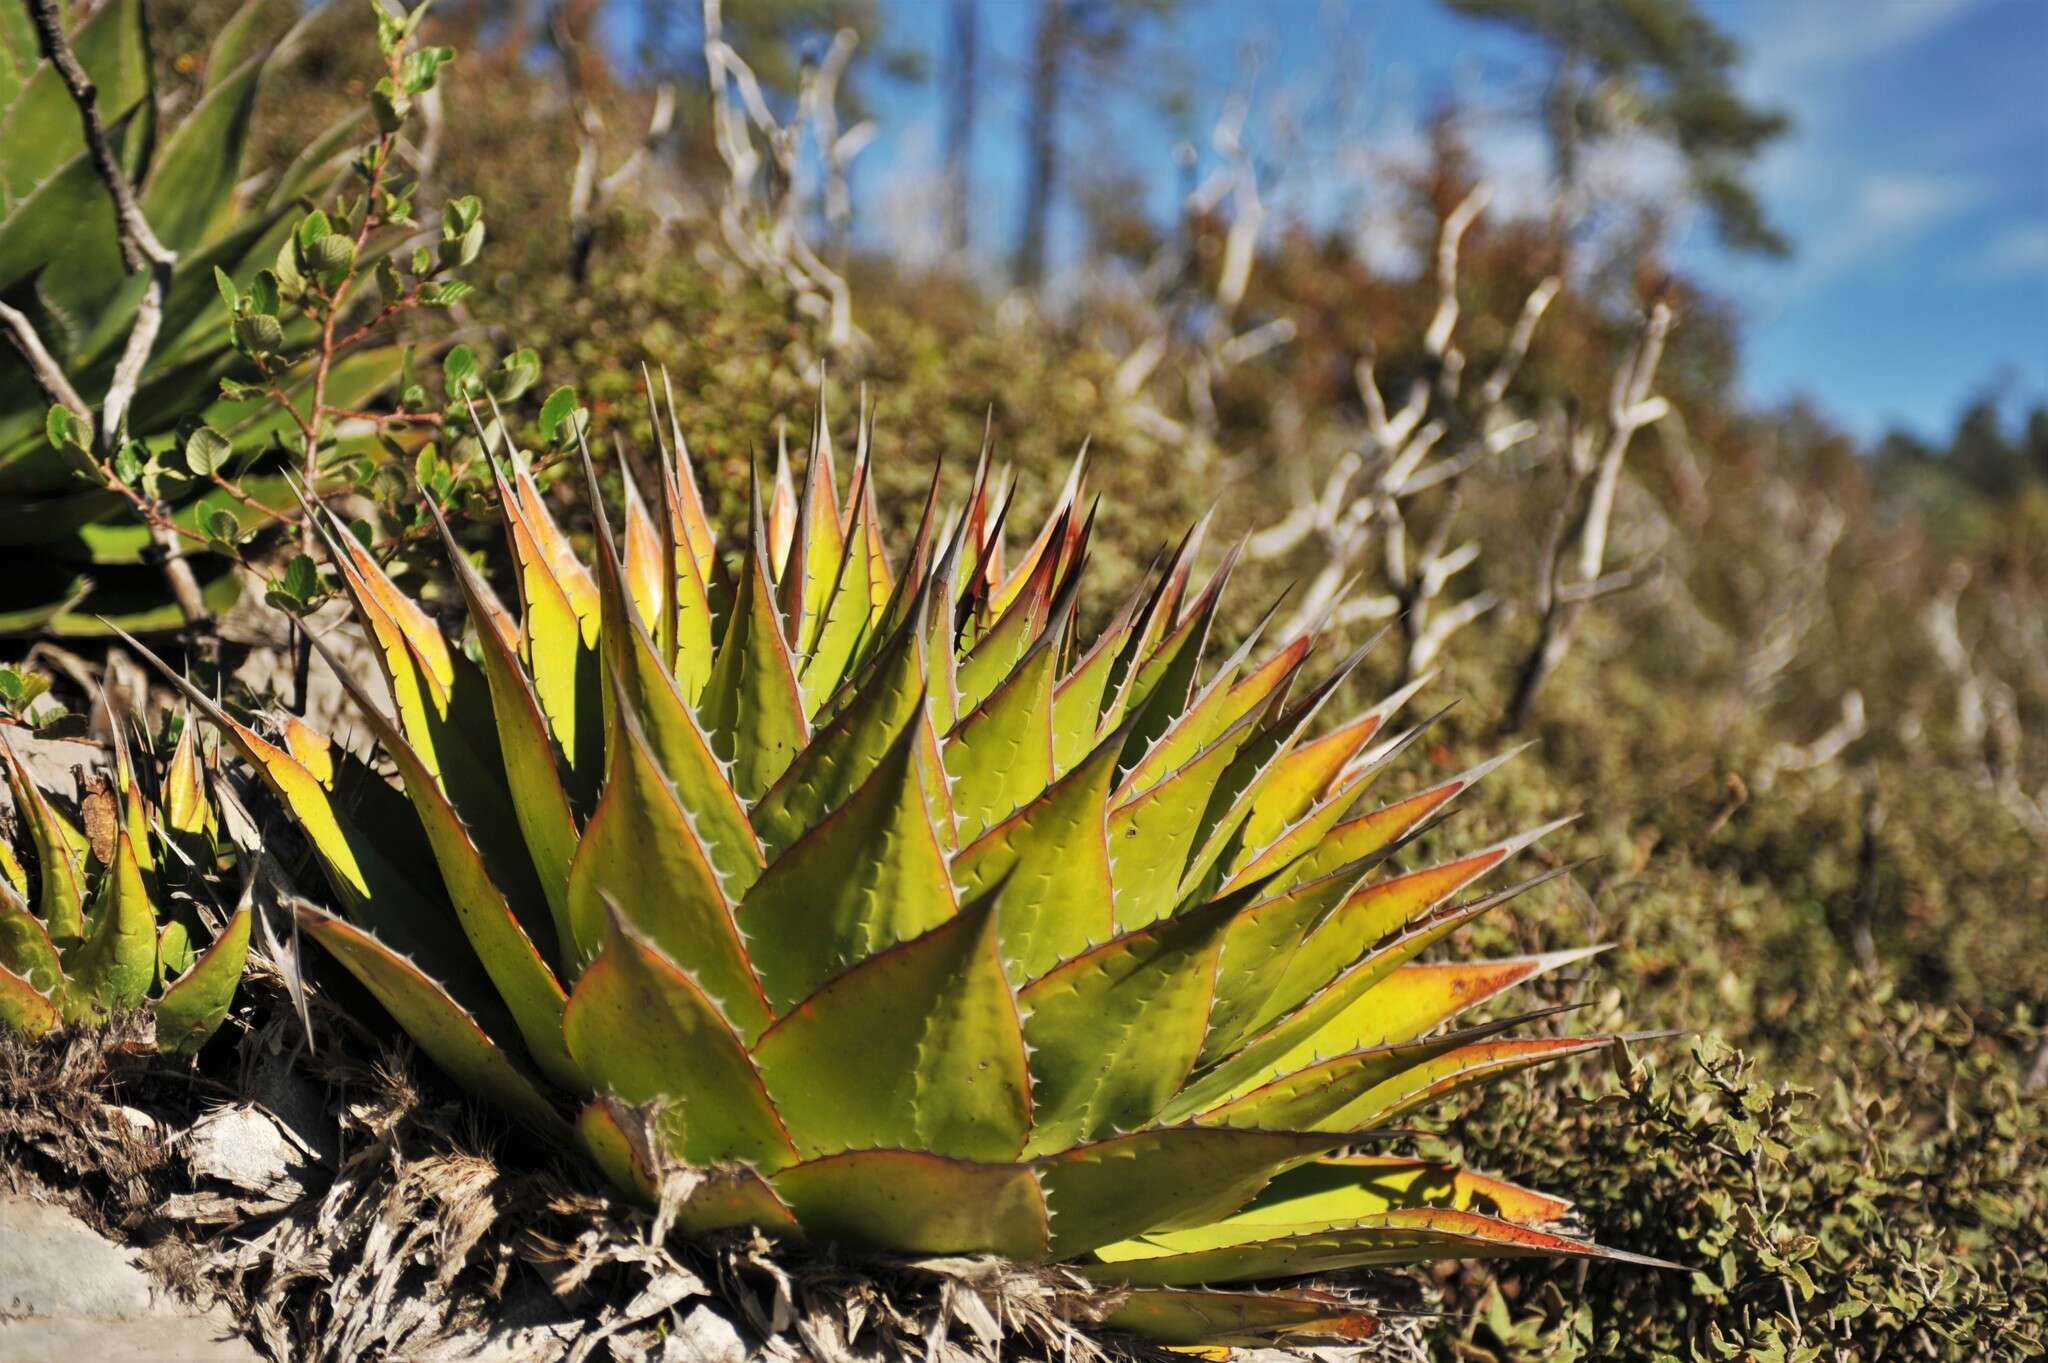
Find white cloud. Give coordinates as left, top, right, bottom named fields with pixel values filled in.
left=1982, top=224, right=2048, bottom=275
left=1797, top=173, right=1979, bottom=283
left=1754, top=0, right=1993, bottom=76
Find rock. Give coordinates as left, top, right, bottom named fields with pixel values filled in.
left=0, top=1193, right=260, bottom=1363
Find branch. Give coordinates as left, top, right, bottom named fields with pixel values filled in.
left=0, top=299, right=91, bottom=426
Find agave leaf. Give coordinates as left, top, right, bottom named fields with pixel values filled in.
left=619, top=466, right=667, bottom=635
left=1085, top=1207, right=1679, bottom=1285
left=433, top=502, right=580, bottom=951
left=1117, top=543, right=1238, bottom=767
left=1302, top=948, right=1611, bottom=1057
left=1270, top=822, right=1570, bottom=1015
left=303, top=631, right=576, bottom=1087
left=1037, top=1127, right=1342, bottom=1258
left=648, top=367, right=717, bottom=581
left=1106, top=697, right=1274, bottom=932
left=0, top=880, right=64, bottom=997
left=0, top=963, right=57, bottom=1037
left=0, top=730, right=86, bottom=942
left=753, top=893, right=1032, bottom=1162
left=577, top=1096, right=801, bottom=1232
left=1200, top=860, right=1380, bottom=1066
left=1173, top=646, right=1374, bottom=913
left=1264, top=744, right=1516, bottom=894
left=699, top=475, right=810, bottom=803
left=563, top=909, right=796, bottom=1170
left=162, top=711, right=213, bottom=836
left=493, top=460, right=603, bottom=790
left=751, top=568, right=932, bottom=857
left=1102, top=1288, right=1379, bottom=1347
left=990, top=445, right=1087, bottom=620
left=798, top=451, right=881, bottom=713
left=1018, top=894, right=1241, bottom=1155
left=651, top=450, right=716, bottom=704
left=952, top=505, right=1060, bottom=713
left=581, top=459, right=765, bottom=896
left=738, top=719, right=956, bottom=1012
left=127, top=638, right=494, bottom=1003
left=1165, top=865, right=1575, bottom=1119
left=1195, top=1008, right=1575, bottom=1131
left=1117, top=607, right=1275, bottom=799
left=298, top=907, right=571, bottom=1143
left=1331, top=1033, right=1619, bottom=1131
left=1048, top=582, right=1143, bottom=774
left=952, top=718, right=1124, bottom=982
left=1236, top=1155, right=1575, bottom=1231
left=137, top=47, right=264, bottom=251
left=153, top=905, right=250, bottom=1055
left=0, top=0, right=147, bottom=202
left=565, top=669, right=770, bottom=1041
left=943, top=610, right=1062, bottom=844
left=60, top=826, right=154, bottom=1014
left=1236, top=708, right=1386, bottom=856
left=769, top=1149, right=1049, bottom=1260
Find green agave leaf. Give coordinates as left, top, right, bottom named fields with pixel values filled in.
left=699, top=474, right=810, bottom=803
left=1049, top=595, right=1139, bottom=778
left=618, top=468, right=667, bottom=639
left=1235, top=707, right=1384, bottom=857
left=0, top=879, right=63, bottom=997
left=126, top=635, right=494, bottom=1005
left=750, top=565, right=933, bottom=857
left=1116, top=539, right=1237, bottom=767
left=1085, top=1207, right=1680, bottom=1285
left=0, top=0, right=147, bottom=203
left=1200, top=859, right=1381, bottom=1067
left=738, top=718, right=955, bottom=1012
left=1037, top=1127, right=1341, bottom=1259
left=1303, top=947, right=1611, bottom=1057
left=1106, top=696, right=1274, bottom=932
left=646, top=367, right=718, bottom=582
left=304, top=630, right=577, bottom=1089
left=797, top=451, right=881, bottom=714
left=1194, top=1008, right=1576, bottom=1131
left=653, top=448, right=716, bottom=704
left=1117, top=605, right=1275, bottom=799
left=153, top=905, right=251, bottom=1055
left=1018, top=893, right=1242, bottom=1155
left=1235, top=1154, right=1575, bottom=1231
left=1102, top=1288, right=1380, bottom=1347
left=1261, top=741, right=1513, bottom=895
left=1321, top=1032, right=1618, bottom=1131
left=1269, top=822, right=1569, bottom=1018
left=433, top=502, right=581, bottom=953
left=1165, top=865, right=1575, bottom=1119
left=753, top=892, right=1032, bottom=1162
left=562, top=909, right=796, bottom=1170
left=60, top=827, right=156, bottom=1015
left=951, top=505, right=1061, bottom=714
left=769, top=1149, right=1049, bottom=1260
left=493, top=460, right=603, bottom=795
left=139, top=46, right=264, bottom=249
left=0, top=731, right=86, bottom=942
left=576, top=1095, right=800, bottom=1232
left=952, top=717, right=1125, bottom=983
left=0, top=962, right=58, bottom=1037
left=579, top=455, right=764, bottom=896
left=565, top=666, right=770, bottom=1042
left=943, top=607, right=1061, bottom=844
left=298, top=907, right=572, bottom=1143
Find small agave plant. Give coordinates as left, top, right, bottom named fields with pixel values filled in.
left=0, top=705, right=250, bottom=1052
left=141, top=386, right=1669, bottom=1346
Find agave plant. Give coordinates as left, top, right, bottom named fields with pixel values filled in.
left=0, top=0, right=396, bottom=635
left=0, top=704, right=249, bottom=1052
left=141, top=389, right=1667, bottom=1346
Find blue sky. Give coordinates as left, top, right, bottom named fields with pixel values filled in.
left=843, top=0, right=2047, bottom=442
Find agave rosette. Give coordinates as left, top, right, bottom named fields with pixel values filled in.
left=144, top=386, right=1667, bottom=1345
left=1, top=703, right=249, bottom=1051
